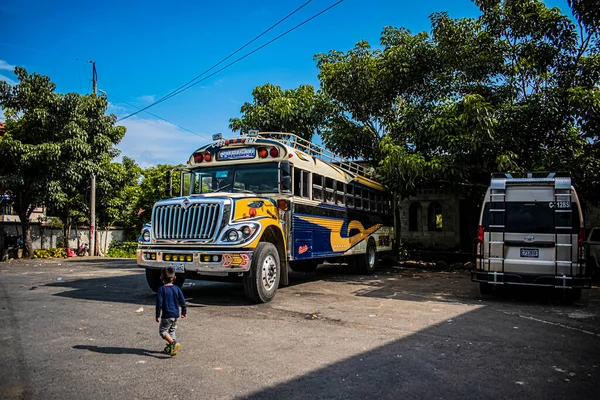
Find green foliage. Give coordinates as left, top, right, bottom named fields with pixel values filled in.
left=131, top=164, right=182, bottom=233
left=96, top=156, right=142, bottom=235
left=0, top=67, right=126, bottom=256
left=312, top=0, right=599, bottom=202
left=229, top=83, right=330, bottom=141
left=107, top=241, right=138, bottom=258
left=33, top=248, right=67, bottom=259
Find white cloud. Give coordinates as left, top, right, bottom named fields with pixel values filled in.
left=117, top=117, right=212, bottom=169
left=136, top=95, right=155, bottom=103
left=0, top=60, right=15, bottom=71
left=0, top=73, right=17, bottom=86
left=107, top=102, right=128, bottom=115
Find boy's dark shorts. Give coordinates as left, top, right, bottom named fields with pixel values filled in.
left=159, top=318, right=178, bottom=338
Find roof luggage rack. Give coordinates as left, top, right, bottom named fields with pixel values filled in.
left=252, top=132, right=376, bottom=179
left=490, top=172, right=572, bottom=188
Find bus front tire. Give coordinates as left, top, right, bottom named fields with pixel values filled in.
left=244, top=242, right=280, bottom=303
left=355, top=239, right=377, bottom=275
left=145, top=268, right=186, bottom=292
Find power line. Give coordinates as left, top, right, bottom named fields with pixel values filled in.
left=123, top=0, right=314, bottom=118
left=118, top=0, right=344, bottom=121
left=103, top=90, right=211, bottom=139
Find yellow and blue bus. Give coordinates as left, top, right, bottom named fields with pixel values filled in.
left=137, top=132, right=394, bottom=303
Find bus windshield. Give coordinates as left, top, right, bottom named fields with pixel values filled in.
left=191, top=163, right=279, bottom=194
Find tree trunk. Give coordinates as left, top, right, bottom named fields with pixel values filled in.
left=18, top=207, right=34, bottom=258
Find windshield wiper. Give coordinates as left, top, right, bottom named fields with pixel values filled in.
left=207, top=183, right=232, bottom=193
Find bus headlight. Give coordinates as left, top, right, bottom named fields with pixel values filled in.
left=138, top=222, right=152, bottom=244
left=221, top=223, right=259, bottom=244
left=227, top=229, right=240, bottom=242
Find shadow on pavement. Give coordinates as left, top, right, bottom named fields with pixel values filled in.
left=72, top=345, right=169, bottom=359
left=239, top=305, right=600, bottom=400
left=64, top=258, right=138, bottom=269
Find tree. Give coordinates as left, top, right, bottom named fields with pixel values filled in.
left=229, top=83, right=329, bottom=141
left=96, top=156, right=142, bottom=243
left=132, top=164, right=182, bottom=234
left=0, top=67, right=125, bottom=257
left=314, top=0, right=599, bottom=202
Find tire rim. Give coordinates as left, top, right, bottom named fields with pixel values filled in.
left=261, top=255, right=277, bottom=291
left=368, top=246, right=376, bottom=270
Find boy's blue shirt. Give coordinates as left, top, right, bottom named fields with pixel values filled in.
left=156, top=285, right=187, bottom=319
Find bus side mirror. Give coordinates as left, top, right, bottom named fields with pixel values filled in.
left=165, top=171, right=172, bottom=197
left=280, top=162, right=291, bottom=193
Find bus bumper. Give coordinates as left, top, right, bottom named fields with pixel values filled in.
left=137, top=248, right=253, bottom=275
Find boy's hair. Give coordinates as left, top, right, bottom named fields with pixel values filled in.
left=161, top=266, right=176, bottom=283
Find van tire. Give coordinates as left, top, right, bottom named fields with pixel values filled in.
left=566, top=288, right=582, bottom=302
left=244, top=242, right=280, bottom=303
left=355, top=239, right=377, bottom=275
left=479, top=282, right=494, bottom=295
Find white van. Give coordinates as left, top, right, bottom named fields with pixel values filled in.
left=472, top=173, right=590, bottom=299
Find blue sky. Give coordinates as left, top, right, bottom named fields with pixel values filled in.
left=0, top=0, right=572, bottom=168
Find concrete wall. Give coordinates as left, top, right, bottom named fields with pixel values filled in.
left=399, top=192, right=462, bottom=250
left=0, top=223, right=125, bottom=253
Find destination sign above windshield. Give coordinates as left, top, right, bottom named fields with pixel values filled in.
left=217, top=147, right=256, bottom=161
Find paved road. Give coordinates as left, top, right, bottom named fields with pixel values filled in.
left=1, top=259, right=599, bottom=399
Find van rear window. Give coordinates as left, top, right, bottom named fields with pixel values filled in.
left=482, top=202, right=580, bottom=234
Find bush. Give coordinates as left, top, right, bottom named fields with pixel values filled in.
left=33, top=248, right=67, bottom=259
left=107, top=241, right=137, bottom=258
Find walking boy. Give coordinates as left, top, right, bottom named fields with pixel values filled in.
left=156, top=266, right=187, bottom=356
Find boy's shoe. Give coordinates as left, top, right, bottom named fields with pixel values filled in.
left=170, top=342, right=181, bottom=357
left=164, top=344, right=172, bottom=355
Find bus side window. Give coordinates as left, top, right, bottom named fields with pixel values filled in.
left=325, top=178, right=335, bottom=203
left=336, top=182, right=345, bottom=206
left=355, top=188, right=362, bottom=209
left=377, top=194, right=383, bottom=213
left=370, top=192, right=377, bottom=211
left=313, top=174, right=323, bottom=201
left=346, top=185, right=354, bottom=208
left=293, top=167, right=302, bottom=197
left=302, top=171, right=309, bottom=198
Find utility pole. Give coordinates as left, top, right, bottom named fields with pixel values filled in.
left=89, top=61, right=97, bottom=257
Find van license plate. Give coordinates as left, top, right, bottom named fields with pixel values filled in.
left=169, top=263, right=185, bottom=273
left=520, top=249, right=539, bottom=258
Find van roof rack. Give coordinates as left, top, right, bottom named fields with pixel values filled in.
left=490, top=172, right=571, bottom=189
left=254, top=132, right=377, bottom=179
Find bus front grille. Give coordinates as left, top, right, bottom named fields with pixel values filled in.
left=152, top=203, right=221, bottom=240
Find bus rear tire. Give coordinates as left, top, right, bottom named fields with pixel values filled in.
left=244, top=242, right=280, bottom=303
left=355, top=239, right=377, bottom=275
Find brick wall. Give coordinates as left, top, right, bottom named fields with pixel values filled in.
left=399, top=192, right=462, bottom=250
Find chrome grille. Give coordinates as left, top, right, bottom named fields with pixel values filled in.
left=153, top=203, right=221, bottom=240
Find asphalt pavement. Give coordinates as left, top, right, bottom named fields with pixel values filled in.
left=1, top=258, right=599, bottom=399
